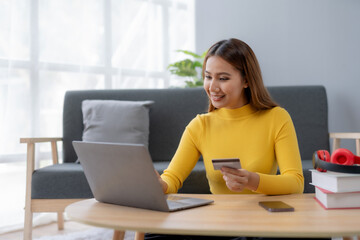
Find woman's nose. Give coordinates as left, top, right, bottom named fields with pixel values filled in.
left=209, top=81, right=219, bottom=92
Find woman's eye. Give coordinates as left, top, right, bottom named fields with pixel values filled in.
left=205, top=75, right=211, bottom=80
left=219, top=77, right=229, bottom=81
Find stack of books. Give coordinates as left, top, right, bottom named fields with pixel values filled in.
left=310, top=169, right=360, bottom=209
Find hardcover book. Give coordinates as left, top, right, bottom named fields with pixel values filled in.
left=310, top=169, right=360, bottom=193
left=315, top=186, right=360, bottom=209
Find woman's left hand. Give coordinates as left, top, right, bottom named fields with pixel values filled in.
left=221, top=167, right=259, bottom=192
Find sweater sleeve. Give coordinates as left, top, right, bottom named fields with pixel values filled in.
left=160, top=116, right=202, bottom=193
left=255, top=109, right=304, bottom=195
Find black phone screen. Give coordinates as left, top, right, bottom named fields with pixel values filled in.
left=259, top=201, right=294, bottom=212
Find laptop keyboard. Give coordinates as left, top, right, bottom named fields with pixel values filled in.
left=167, top=199, right=189, bottom=209
left=166, top=195, right=191, bottom=210
left=167, top=195, right=187, bottom=201
left=166, top=195, right=213, bottom=211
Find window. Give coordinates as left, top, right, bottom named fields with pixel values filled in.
left=0, top=0, right=194, bottom=231
left=0, top=0, right=195, bottom=164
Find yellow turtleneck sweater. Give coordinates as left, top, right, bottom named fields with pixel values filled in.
left=161, top=104, right=304, bottom=195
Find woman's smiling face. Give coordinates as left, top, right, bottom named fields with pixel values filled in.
left=203, top=56, right=248, bottom=109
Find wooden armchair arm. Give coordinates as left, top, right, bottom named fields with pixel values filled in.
left=20, top=137, right=62, bottom=144
left=20, top=137, right=64, bottom=234
left=329, top=132, right=360, bottom=156
left=20, top=137, right=63, bottom=167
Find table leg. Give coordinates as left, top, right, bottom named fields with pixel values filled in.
left=112, top=230, right=125, bottom=240
left=135, top=232, right=145, bottom=240
left=342, top=237, right=360, bottom=240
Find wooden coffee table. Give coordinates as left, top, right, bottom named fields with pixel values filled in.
left=65, top=194, right=360, bottom=240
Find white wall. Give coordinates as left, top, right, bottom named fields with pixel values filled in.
left=195, top=0, right=360, bottom=152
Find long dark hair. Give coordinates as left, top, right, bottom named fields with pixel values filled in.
left=202, top=38, right=277, bottom=112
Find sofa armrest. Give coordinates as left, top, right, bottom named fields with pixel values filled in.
left=20, top=137, right=62, bottom=143
left=20, top=137, right=62, bottom=165
left=20, top=137, right=63, bottom=215
left=329, top=132, right=360, bottom=155
left=20, top=137, right=63, bottom=178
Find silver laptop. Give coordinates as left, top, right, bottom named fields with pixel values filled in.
left=72, top=141, right=214, bottom=212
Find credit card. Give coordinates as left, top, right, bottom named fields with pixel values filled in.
left=212, top=158, right=241, bottom=170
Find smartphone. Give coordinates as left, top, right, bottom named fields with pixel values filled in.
left=259, top=201, right=294, bottom=212
left=212, top=158, right=241, bottom=170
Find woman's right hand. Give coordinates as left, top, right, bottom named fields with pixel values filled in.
left=155, top=170, right=168, bottom=193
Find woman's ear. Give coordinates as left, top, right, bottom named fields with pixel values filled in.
left=244, top=81, right=249, bottom=88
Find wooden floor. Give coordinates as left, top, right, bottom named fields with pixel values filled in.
left=0, top=220, right=97, bottom=240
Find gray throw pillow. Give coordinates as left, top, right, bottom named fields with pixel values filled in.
left=81, top=100, right=154, bottom=147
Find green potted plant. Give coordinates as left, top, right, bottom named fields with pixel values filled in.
left=167, top=50, right=207, bottom=88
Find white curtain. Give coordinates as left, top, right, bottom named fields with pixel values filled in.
left=0, top=0, right=195, bottom=233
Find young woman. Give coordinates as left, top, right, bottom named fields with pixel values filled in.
left=158, top=38, right=304, bottom=196
left=148, top=38, right=305, bottom=240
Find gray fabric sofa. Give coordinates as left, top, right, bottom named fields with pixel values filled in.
left=33, top=86, right=329, bottom=198
left=22, top=85, right=330, bottom=239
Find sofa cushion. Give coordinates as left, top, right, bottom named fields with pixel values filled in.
left=62, top=88, right=209, bottom=163
left=82, top=100, right=153, bottom=147
left=31, top=163, right=93, bottom=199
